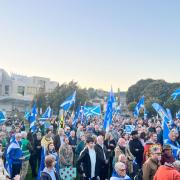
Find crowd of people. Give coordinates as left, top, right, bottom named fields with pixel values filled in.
left=0, top=114, right=180, bottom=180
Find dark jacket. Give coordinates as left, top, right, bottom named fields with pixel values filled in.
left=129, top=138, right=144, bottom=167
left=53, top=135, right=61, bottom=152
left=77, top=147, right=103, bottom=178
left=94, top=144, right=109, bottom=179
left=40, top=171, right=60, bottom=180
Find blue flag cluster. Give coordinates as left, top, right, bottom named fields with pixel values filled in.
left=171, top=89, right=180, bottom=100
left=134, top=96, right=145, bottom=117
left=60, top=91, right=76, bottom=111
left=103, top=89, right=115, bottom=132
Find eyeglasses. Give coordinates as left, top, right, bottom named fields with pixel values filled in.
left=155, top=153, right=162, bottom=155
left=119, top=169, right=126, bottom=172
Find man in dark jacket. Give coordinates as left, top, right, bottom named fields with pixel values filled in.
left=41, top=155, right=60, bottom=180
left=94, top=135, right=109, bottom=180
left=53, top=128, right=64, bottom=152
left=77, top=136, right=103, bottom=180
left=129, top=130, right=144, bottom=168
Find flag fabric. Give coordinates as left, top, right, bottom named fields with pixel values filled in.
left=152, top=103, right=170, bottom=124
left=60, top=91, right=76, bottom=111
left=133, top=96, right=145, bottom=117
left=171, top=89, right=180, bottom=100
left=163, top=121, right=170, bottom=143
left=72, top=106, right=80, bottom=127
left=29, top=103, right=38, bottom=132
left=83, top=105, right=101, bottom=117
left=0, top=111, right=6, bottom=124
left=40, top=106, right=52, bottom=120
left=166, top=108, right=173, bottom=125
left=5, top=140, right=22, bottom=178
left=125, top=125, right=135, bottom=134
left=103, top=89, right=114, bottom=132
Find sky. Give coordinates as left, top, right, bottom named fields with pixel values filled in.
left=0, top=0, right=180, bottom=91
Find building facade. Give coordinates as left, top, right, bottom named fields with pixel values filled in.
left=0, top=69, right=58, bottom=113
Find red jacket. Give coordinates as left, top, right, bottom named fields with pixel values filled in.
left=154, top=165, right=180, bottom=180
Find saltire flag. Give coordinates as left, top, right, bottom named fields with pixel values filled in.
left=133, top=96, right=145, bottom=117
left=103, top=89, right=114, bottom=132
left=176, top=111, right=180, bottom=119
left=0, top=111, right=6, bottom=124
left=166, top=108, right=173, bottom=125
left=24, top=111, right=30, bottom=120
left=29, top=103, right=38, bottom=132
left=83, top=105, right=101, bottom=117
left=60, top=91, right=76, bottom=111
left=5, top=140, right=22, bottom=178
left=40, top=106, right=52, bottom=120
left=171, top=89, right=180, bottom=100
left=152, top=103, right=170, bottom=124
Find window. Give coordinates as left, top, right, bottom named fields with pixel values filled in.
left=0, top=85, right=2, bottom=95
left=17, top=86, right=25, bottom=96
left=5, top=85, right=9, bottom=95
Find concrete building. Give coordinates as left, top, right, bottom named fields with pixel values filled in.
left=0, top=68, right=58, bottom=113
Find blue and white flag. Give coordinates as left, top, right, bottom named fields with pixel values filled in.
left=104, top=89, right=114, bottom=132
left=60, top=91, right=76, bottom=111
left=29, top=103, right=37, bottom=132
left=166, top=108, right=173, bottom=125
left=125, top=125, right=135, bottom=134
left=83, top=105, right=101, bottom=117
left=171, top=89, right=180, bottom=100
left=40, top=106, right=52, bottom=120
left=6, top=140, right=22, bottom=178
left=0, top=111, right=6, bottom=124
left=163, top=121, right=170, bottom=143
left=152, top=103, right=170, bottom=124
left=134, top=96, right=145, bottom=117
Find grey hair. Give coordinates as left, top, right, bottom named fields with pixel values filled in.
left=115, top=162, right=126, bottom=172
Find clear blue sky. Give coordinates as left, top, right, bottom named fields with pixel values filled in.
left=0, top=0, right=180, bottom=91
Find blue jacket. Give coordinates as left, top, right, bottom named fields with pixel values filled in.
left=110, top=171, right=131, bottom=180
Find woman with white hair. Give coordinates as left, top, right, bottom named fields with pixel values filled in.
left=110, top=162, right=131, bottom=180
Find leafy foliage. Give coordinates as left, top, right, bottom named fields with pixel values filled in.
left=127, top=79, right=180, bottom=117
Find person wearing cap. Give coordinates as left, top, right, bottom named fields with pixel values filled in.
left=142, top=144, right=161, bottom=180
left=154, top=160, right=180, bottom=180
left=161, top=144, right=175, bottom=165
left=129, top=130, right=144, bottom=168
left=110, top=162, right=131, bottom=180
left=77, top=136, right=101, bottom=180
